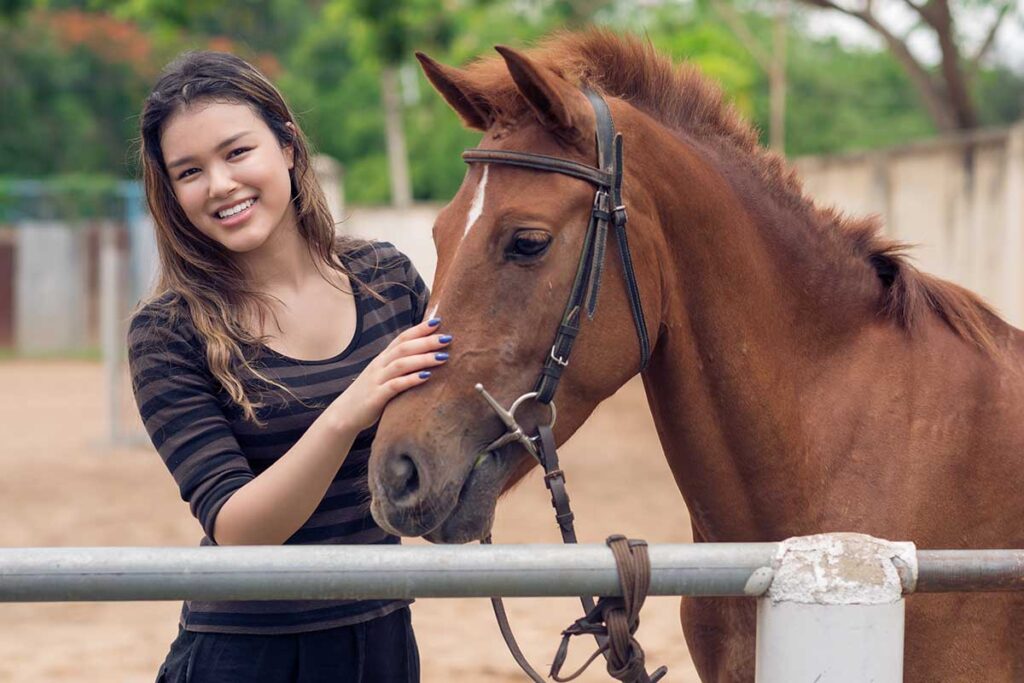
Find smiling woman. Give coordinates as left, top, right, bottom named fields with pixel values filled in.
left=127, top=51, right=442, bottom=682
left=161, top=103, right=296, bottom=257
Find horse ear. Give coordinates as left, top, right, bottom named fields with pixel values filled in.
left=494, top=45, right=587, bottom=142
left=415, top=52, right=492, bottom=131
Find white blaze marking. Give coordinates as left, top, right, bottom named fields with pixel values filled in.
left=431, top=166, right=489, bottom=321
left=463, top=166, right=488, bottom=239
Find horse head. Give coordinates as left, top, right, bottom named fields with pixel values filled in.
left=368, top=44, right=662, bottom=543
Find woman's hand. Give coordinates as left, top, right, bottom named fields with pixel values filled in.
left=327, top=317, right=450, bottom=433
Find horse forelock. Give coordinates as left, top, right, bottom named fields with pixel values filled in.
left=458, top=28, right=1004, bottom=353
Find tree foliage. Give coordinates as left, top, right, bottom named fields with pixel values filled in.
left=1, top=0, right=1021, bottom=205
left=790, top=0, right=1021, bottom=132
left=0, top=10, right=156, bottom=176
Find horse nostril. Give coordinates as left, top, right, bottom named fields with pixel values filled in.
left=386, top=454, right=420, bottom=502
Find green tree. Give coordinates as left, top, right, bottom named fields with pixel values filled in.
left=792, top=0, right=1021, bottom=132
left=0, top=10, right=157, bottom=176
left=775, top=35, right=935, bottom=155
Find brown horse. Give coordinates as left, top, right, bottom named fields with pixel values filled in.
left=368, top=30, right=1024, bottom=681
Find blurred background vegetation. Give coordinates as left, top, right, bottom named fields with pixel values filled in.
left=1, top=0, right=1022, bottom=205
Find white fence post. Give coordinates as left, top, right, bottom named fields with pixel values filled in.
left=755, top=533, right=917, bottom=683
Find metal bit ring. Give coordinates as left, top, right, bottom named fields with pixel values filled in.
left=508, top=391, right=557, bottom=430
left=475, top=385, right=557, bottom=462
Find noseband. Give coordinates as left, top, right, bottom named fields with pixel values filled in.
left=463, top=90, right=664, bottom=683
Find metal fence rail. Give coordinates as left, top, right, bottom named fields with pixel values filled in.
left=0, top=544, right=777, bottom=602
left=2, top=543, right=1023, bottom=603
left=3, top=538, right=1024, bottom=682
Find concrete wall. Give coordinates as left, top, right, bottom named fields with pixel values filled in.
left=340, top=204, right=440, bottom=287
left=15, top=222, right=88, bottom=353
left=794, top=122, right=1024, bottom=328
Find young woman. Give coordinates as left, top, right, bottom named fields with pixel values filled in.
left=128, top=51, right=445, bottom=682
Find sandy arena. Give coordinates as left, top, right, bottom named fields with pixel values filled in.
left=0, top=360, right=699, bottom=682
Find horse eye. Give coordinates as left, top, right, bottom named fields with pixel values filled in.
left=508, top=230, right=552, bottom=260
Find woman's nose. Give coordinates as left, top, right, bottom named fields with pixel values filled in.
left=207, top=162, right=239, bottom=198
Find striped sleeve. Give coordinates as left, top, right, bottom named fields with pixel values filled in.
left=404, top=255, right=430, bottom=325
left=127, top=308, right=254, bottom=542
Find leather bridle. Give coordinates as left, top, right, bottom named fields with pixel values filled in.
left=464, top=90, right=664, bottom=683
left=463, top=88, right=650, bottom=409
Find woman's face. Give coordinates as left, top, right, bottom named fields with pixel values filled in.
left=161, top=100, right=296, bottom=255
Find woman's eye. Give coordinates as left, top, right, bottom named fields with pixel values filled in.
left=174, top=147, right=249, bottom=180
left=507, top=230, right=552, bottom=260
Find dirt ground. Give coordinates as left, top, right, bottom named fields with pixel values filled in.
left=0, top=360, right=699, bottom=682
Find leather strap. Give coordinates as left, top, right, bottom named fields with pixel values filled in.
left=462, top=149, right=613, bottom=187
left=486, top=424, right=606, bottom=681
left=551, top=536, right=667, bottom=683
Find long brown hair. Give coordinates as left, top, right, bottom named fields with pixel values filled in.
left=134, top=50, right=368, bottom=424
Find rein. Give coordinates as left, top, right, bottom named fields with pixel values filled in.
left=464, top=89, right=664, bottom=683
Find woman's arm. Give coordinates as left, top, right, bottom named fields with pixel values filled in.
left=209, top=403, right=359, bottom=546
left=211, top=316, right=449, bottom=545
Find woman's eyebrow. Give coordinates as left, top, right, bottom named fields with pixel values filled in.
left=166, top=131, right=253, bottom=170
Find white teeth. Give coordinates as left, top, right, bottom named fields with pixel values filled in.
left=217, top=198, right=255, bottom=218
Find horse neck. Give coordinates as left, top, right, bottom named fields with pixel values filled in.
left=631, top=123, right=883, bottom=542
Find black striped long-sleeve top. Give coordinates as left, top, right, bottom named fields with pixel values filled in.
left=127, top=241, right=429, bottom=634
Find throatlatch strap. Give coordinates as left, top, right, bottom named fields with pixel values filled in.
left=609, top=133, right=651, bottom=370
left=586, top=90, right=650, bottom=371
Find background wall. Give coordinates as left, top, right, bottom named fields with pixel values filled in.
left=795, top=122, right=1024, bottom=327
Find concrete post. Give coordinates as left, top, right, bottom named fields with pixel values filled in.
left=15, top=222, right=87, bottom=353
left=99, top=223, right=121, bottom=445
left=312, top=155, right=346, bottom=227
left=755, top=533, right=917, bottom=683
left=123, top=181, right=157, bottom=307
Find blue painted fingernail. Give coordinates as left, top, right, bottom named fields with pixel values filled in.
left=427, top=317, right=441, bottom=327
left=435, top=352, right=449, bottom=361
left=439, top=335, right=453, bottom=344
left=419, top=371, right=431, bottom=379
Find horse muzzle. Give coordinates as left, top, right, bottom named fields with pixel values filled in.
left=368, top=438, right=520, bottom=543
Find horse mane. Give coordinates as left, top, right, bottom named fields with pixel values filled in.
left=462, top=29, right=1000, bottom=352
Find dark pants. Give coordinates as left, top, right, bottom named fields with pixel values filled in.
left=156, top=607, right=419, bottom=683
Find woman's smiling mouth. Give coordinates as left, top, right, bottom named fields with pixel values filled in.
left=214, top=197, right=258, bottom=226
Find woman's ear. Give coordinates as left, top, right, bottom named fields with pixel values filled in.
left=284, top=122, right=296, bottom=170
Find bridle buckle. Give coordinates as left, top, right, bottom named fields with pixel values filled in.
left=613, top=204, right=628, bottom=226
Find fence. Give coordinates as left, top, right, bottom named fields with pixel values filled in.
left=2, top=534, right=1022, bottom=682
